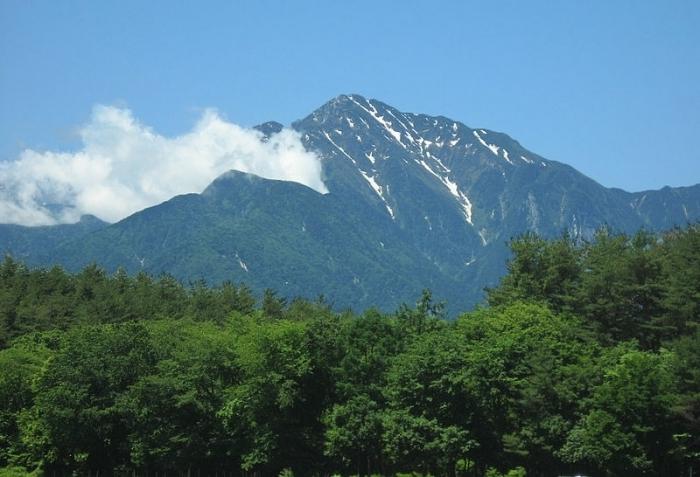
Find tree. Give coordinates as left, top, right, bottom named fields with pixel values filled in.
left=120, top=320, right=239, bottom=471
left=659, top=225, right=700, bottom=337
left=487, top=233, right=581, bottom=312
left=262, top=288, right=287, bottom=320
left=0, top=339, right=50, bottom=468
left=218, top=317, right=325, bottom=475
left=670, top=330, right=700, bottom=474
left=20, top=322, right=158, bottom=473
left=576, top=230, right=664, bottom=347
left=560, top=347, right=681, bottom=475
left=395, top=289, right=446, bottom=336
left=324, top=394, right=384, bottom=475
left=458, top=302, right=599, bottom=475
left=382, top=329, right=480, bottom=474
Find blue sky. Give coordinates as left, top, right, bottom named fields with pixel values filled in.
left=1, top=0, right=698, bottom=192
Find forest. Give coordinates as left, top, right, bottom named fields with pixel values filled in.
left=0, top=226, right=698, bottom=477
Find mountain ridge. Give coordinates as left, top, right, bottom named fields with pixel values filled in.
left=1, top=94, right=698, bottom=312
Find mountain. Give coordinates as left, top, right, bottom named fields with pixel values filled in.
left=41, top=171, right=457, bottom=309
left=0, top=215, right=107, bottom=264
left=2, top=94, right=699, bottom=312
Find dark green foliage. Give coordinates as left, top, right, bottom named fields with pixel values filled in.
left=560, top=347, right=679, bottom=475
left=0, top=257, right=255, bottom=346
left=457, top=304, right=600, bottom=474
left=0, top=339, right=50, bottom=468
left=262, top=288, right=287, bottom=320
left=488, top=225, right=700, bottom=349
left=119, top=320, right=240, bottom=470
left=487, top=232, right=581, bottom=311
left=660, top=227, right=700, bottom=336
left=1, top=225, right=699, bottom=476
left=670, top=331, right=700, bottom=469
left=24, top=323, right=157, bottom=471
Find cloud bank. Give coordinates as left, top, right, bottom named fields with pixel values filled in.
left=0, top=106, right=327, bottom=226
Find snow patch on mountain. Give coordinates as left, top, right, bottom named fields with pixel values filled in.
left=417, top=159, right=473, bottom=225
left=323, top=131, right=358, bottom=166
left=235, top=252, right=249, bottom=272
left=349, top=96, right=405, bottom=147
left=359, top=170, right=394, bottom=219
left=473, top=130, right=501, bottom=157
left=502, top=149, right=514, bottom=165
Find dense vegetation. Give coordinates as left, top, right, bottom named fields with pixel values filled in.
left=0, top=226, right=698, bottom=476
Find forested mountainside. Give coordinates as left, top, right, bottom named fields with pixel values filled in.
left=1, top=225, right=698, bottom=476
left=1, top=95, right=699, bottom=313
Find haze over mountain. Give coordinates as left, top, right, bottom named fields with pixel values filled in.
left=2, top=95, right=699, bottom=312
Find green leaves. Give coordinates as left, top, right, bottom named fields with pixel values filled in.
left=0, top=340, right=50, bottom=468
left=488, top=226, right=700, bottom=349
left=1, top=226, right=699, bottom=475
left=323, top=394, right=384, bottom=468
left=560, top=349, right=679, bottom=474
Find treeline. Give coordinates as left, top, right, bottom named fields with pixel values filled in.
left=0, top=226, right=698, bottom=476
left=488, top=226, right=700, bottom=348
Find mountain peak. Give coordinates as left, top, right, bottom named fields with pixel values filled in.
left=330, top=93, right=367, bottom=105
left=253, top=121, right=284, bottom=140
left=297, top=94, right=406, bottom=125
left=78, top=214, right=108, bottom=226
left=302, top=94, right=370, bottom=119
left=296, top=94, right=552, bottom=175
left=201, top=170, right=263, bottom=196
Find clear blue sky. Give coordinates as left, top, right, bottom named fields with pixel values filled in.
left=1, top=0, right=698, bottom=192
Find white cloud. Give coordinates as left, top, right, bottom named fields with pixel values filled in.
left=0, top=105, right=327, bottom=226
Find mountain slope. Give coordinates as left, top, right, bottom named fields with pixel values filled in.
left=296, top=94, right=698, bottom=240
left=46, top=171, right=463, bottom=310
left=0, top=215, right=107, bottom=264
left=1, top=94, right=698, bottom=312
left=292, top=94, right=700, bottom=304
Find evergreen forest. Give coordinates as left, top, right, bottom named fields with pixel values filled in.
left=1, top=226, right=699, bottom=477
